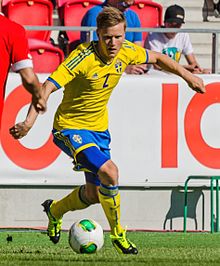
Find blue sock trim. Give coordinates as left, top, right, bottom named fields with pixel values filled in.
left=100, top=183, right=118, bottom=190
left=99, top=183, right=118, bottom=197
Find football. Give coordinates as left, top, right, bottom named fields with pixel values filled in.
left=69, top=219, right=104, bottom=254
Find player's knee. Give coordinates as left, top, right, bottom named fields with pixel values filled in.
left=98, top=160, right=119, bottom=186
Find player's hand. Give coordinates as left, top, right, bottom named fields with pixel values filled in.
left=125, top=64, right=148, bottom=75
left=187, top=75, right=206, bottom=94
left=9, top=121, right=31, bottom=139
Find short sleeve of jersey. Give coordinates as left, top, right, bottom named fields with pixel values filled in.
left=11, top=23, right=33, bottom=71
left=49, top=46, right=84, bottom=88
left=124, top=41, right=148, bottom=65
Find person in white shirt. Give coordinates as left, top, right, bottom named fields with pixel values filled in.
left=144, top=4, right=210, bottom=74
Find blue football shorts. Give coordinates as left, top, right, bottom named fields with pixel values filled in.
left=52, top=128, right=111, bottom=186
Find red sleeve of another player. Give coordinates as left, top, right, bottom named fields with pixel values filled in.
left=11, top=24, right=31, bottom=64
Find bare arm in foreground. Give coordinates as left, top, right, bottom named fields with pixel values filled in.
left=9, top=80, right=56, bottom=139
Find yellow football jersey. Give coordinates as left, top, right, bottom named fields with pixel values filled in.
left=49, top=40, right=148, bottom=131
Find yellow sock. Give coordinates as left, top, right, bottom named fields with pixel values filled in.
left=50, top=186, right=89, bottom=219
left=98, top=183, right=123, bottom=235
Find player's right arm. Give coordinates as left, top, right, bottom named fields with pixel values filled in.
left=11, top=23, right=46, bottom=113
left=147, top=50, right=206, bottom=94
left=9, top=80, right=57, bottom=139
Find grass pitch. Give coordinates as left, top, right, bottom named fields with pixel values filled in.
left=0, top=230, right=220, bottom=265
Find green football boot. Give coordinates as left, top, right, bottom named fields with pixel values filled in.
left=41, top=199, right=62, bottom=244
left=110, top=228, right=138, bottom=254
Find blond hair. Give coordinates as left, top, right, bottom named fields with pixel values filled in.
left=97, top=6, right=126, bottom=30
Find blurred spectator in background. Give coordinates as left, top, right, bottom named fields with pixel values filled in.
left=81, top=0, right=141, bottom=44
left=213, top=0, right=220, bottom=17
left=145, top=4, right=211, bottom=74
left=81, top=0, right=148, bottom=74
left=0, top=0, right=46, bottom=129
left=203, top=0, right=220, bottom=21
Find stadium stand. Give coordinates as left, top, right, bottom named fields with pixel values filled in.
left=2, top=0, right=53, bottom=41
left=57, top=0, right=102, bottom=54
left=2, top=0, right=218, bottom=70
left=130, top=0, right=163, bottom=40
left=28, top=38, right=64, bottom=72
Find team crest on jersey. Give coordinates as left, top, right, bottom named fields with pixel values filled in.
left=115, top=60, right=122, bottom=73
left=73, top=134, right=82, bottom=144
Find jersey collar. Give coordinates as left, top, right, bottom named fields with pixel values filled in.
left=92, top=41, right=113, bottom=65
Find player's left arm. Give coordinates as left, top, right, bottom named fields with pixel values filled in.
left=147, top=50, right=206, bottom=94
